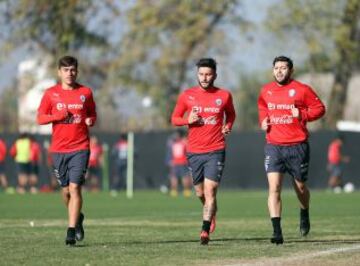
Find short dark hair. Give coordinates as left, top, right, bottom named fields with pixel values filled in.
left=58, top=55, right=78, bottom=69
left=273, top=56, right=293, bottom=70
left=196, top=58, right=217, bottom=72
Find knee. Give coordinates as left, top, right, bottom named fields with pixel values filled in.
left=269, top=185, right=281, bottom=195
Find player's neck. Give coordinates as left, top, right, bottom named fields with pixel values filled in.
left=61, top=82, right=77, bottom=90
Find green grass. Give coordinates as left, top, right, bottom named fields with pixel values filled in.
left=0, top=190, right=359, bottom=265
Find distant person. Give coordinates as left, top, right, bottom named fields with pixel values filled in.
left=111, top=134, right=128, bottom=195
left=169, top=130, right=192, bottom=197
left=171, top=58, right=236, bottom=245
left=86, top=135, right=103, bottom=192
left=327, top=135, right=350, bottom=192
left=29, top=136, right=42, bottom=194
left=10, top=133, right=32, bottom=194
left=37, top=55, right=97, bottom=246
left=258, top=56, right=325, bottom=244
left=0, top=137, right=8, bottom=190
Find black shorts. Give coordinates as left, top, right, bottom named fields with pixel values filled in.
left=31, top=163, right=39, bottom=175
left=17, top=162, right=32, bottom=175
left=187, top=149, right=226, bottom=185
left=52, top=150, right=90, bottom=187
left=0, top=162, right=4, bottom=174
left=327, top=163, right=342, bottom=177
left=173, top=165, right=190, bottom=179
left=264, top=142, right=310, bottom=182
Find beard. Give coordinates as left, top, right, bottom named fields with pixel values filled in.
left=198, top=79, right=214, bottom=90
left=275, top=72, right=291, bottom=85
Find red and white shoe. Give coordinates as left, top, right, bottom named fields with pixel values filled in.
left=200, top=230, right=210, bottom=245
left=210, top=215, right=216, bottom=233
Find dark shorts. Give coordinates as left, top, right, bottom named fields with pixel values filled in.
left=52, top=150, right=90, bottom=187
left=31, top=163, right=39, bottom=175
left=264, top=142, right=310, bottom=182
left=187, top=149, right=226, bottom=185
left=0, top=162, right=4, bottom=174
left=327, top=163, right=342, bottom=177
left=88, top=166, right=101, bottom=176
left=17, top=162, right=32, bottom=175
left=173, top=165, right=190, bottom=179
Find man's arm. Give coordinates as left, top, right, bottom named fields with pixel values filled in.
left=37, top=92, right=68, bottom=125
left=171, top=93, right=189, bottom=126
left=257, top=90, right=269, bottom=131
left=222, top=93, right=236, bottom=134
left=297, top=86, right=326, bottom=122
left=85, top=90, right=97, bottom=127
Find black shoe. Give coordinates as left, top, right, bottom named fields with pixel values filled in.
left=65, top=228, right=76, bottom=246
left=270, top=232, right=284, bottom=245
left=300, top=216, right=310, bottom=236
left=75, top=213, right=85, bottom=241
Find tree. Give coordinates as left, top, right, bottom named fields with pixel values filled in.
left=267, top=0, right=360, bottom=128
left=108, top=0, right=241, bottom=127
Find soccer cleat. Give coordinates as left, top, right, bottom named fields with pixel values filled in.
left=300, top=216, right=310, bottom=236
left=75, top=213, right=85, bottom=241
left=270, top=232, right=284, bottom=245
left=209, top=215, right=216, bottom=233
left=200, top=230, right=210, bottom=245
left=65, top=228, right=76, bottom=246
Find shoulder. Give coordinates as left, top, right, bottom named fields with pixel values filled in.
left=291, top=80, right=313, bottom=91
left=77, top=84, right=94, bottom=95
left=261, top=82, right=276, bottom=92
left=43, top=84, right=59, bottom=96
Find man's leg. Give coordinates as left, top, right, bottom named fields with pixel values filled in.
left=181, top=175, right=192, bottom=197
left=199, top=179, right=219, bottom=245
left=17, top=173, right=27, bottom=194
left=293, top=178, right=310, bottom=236
left=267, top=172, right=284, bottom=244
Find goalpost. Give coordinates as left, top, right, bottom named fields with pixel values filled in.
left=126, top=132, right=134, bottom=199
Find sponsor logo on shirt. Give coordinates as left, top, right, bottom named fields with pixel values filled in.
left=215, top=99, right=222, bottom=106
left=56, top=103, right=66, bottom=110
left=269, top=115, right=294, bottom=124
left=267, top=102, right=295, bottom=110
left=67, top=104, right=83, bottom=110
left=80, top=95, right=86, bottom=102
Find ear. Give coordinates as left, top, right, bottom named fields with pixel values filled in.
left=214, top=73, right=218, bottom=80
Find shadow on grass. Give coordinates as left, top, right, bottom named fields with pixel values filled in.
left=89, top=237, right=360, bottom=247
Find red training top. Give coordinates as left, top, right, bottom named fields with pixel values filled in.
left=171, top=86, right=236, bottom=153
left=37, top=83, right=97, bottom=153
left=328, top=139, right=341, bottom=164
left=171, top=138, right=188, bottom=165
left=89, top=142, right=103, bottom=167
left=258, top=79, right=325, bottom=145
left=30, top=141, right=41, bottom=163
left=0, top=139, right=6, bottom=162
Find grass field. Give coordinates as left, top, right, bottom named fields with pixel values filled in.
left=0, top=190, right=359, bottom=266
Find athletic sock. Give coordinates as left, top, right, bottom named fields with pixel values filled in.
left=271, top=217, right=282, bottom=234
left=300, top=208, right=309, bottom=219
left=67, top=227, right=76, bottom=235
left=202, top=221, right=211, bottom=233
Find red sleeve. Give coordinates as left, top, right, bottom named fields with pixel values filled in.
left=257, top=88, right=268, bottom=126
left=10, top=144, right=16, bottom=158
left=224, top=93, right=236, bottom=129
left=0, top=141, right=6, bottom=156
left=171, top=93, right=189, bottom=126
left=300, top=86, right=325, bottom=122
left=85, top=90, right=97, bottom=126
left=37, top=91, right=60, bottom=125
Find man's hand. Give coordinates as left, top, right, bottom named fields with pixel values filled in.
left=53, top=109, right=68, bottom=122
left=261, top=117, right=270, bottom=131
left=188, top=107, right=201, bottom=125
left=85, top=117, right=94, bottom=126
left=222, top=125, right=231, bottom=135
left=291, top=107, right=301, bottom=119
